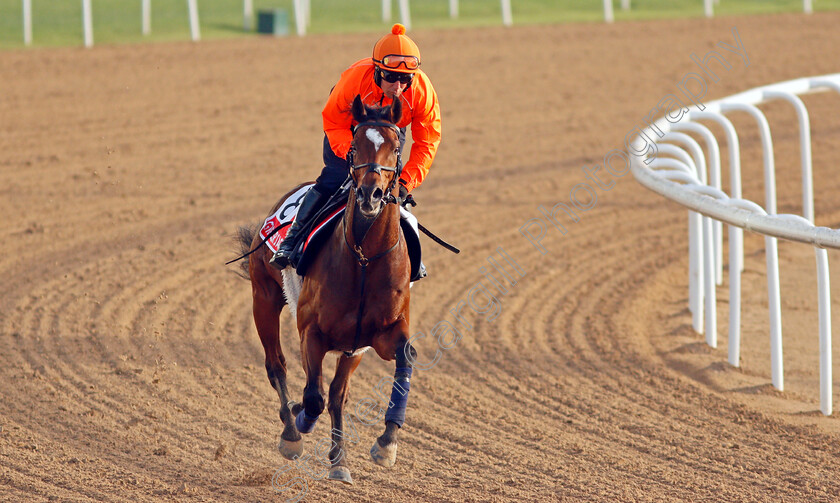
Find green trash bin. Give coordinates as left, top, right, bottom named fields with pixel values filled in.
left=257, top=9, right=289, bottom=36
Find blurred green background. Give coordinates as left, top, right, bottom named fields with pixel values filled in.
left=2, top=0, right=839, bottom=49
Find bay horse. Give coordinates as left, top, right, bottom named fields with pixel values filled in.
left=237, top=95, right=416, bottom=484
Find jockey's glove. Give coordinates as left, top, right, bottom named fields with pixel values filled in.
left=399, top=181, right=416, bottom=207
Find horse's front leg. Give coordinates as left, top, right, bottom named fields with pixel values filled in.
left=370, top=323, right=414, bottom=467
left=324, top=353, right=363, bottom=484
left=295, top=328, right=328, bottom=437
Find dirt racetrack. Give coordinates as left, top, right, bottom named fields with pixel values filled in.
left=3, top=12, right=840, bottom=502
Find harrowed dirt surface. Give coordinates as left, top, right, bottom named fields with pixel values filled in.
left=2, top=12, right=840, bottom=502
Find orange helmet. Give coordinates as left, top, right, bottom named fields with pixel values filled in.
left=372, top=24, right=421, bottom=74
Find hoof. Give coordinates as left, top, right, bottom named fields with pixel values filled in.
left=327, top=466, right=353, bottom=485
left=370, top=440, right=397, bottom=467
left=278, top=438, right=303, bottom=460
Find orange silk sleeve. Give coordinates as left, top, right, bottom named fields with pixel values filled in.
left=400, top=72, right=441, bottom=192
left=322, top=63, right=369, bottom=160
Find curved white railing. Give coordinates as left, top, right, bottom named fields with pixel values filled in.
left=631, top=74, right=840, bottom=415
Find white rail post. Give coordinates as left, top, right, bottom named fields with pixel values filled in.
left=665, top=133, right=719, bottom=344
left=688, top=111, right=746, bottom=364
left=690, top=111, right=744, bottom=272
left=23, top=0, right=33, bottom=46
left=816, top=248, right=831, bottom=414
left=450, top=0, right=458, bottom=18
left=651, top=156, right=704, bottom=334
left=704, top=0, right=713, bottom=17
left=398, top=0, right=411, bottom=30
left=804, top=0, right=813, bottom=14
left=82, top=0, right=93, bottom=47
left=763, top=91, right=814, bottom=223
left=658, top=143, right=704, bottom=332
left=187, top=0, right=200, bottom=41
left=382, top=0, right=391, bottom=22
left=766, top=236, right=783, bottom=390
left=776, top=214, right=833, bottom=414
left=695, top=186, right=720, bottom=347
left=603, top=0, right=614, bottom=23
left=243, top=0, right=253, bottom=31
left=143, top=0, right=151, bottom=35
left=672, top=121, right=724, bottom=285
left=727, top=222, right=742, bottom=366
left=721, top=103, right=783, bottom=390
left=501, top=0, right=512, bottom=26
left=293, top=0, right=306, bottom=36
left=730, top=198, right=784, bottom=391
left=621, top=0, right=630, bottom=10
left=720, top=103, right=777, bottom=214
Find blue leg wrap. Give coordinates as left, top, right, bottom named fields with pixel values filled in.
left=384, top=367, right=412, bottom=427
left=295, top=409, right=319, bottom=434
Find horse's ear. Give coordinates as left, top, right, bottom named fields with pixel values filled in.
left=389, top=97, right=402, bottom=125
left=351, top=95, right=367, bottom=123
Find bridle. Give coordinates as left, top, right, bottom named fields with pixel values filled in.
left=343, top=119, right=405, bottom=357
left=347, top=120, right=404, bottom=205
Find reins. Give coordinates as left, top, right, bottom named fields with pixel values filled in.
left=224, top=222, right=291, bottom=265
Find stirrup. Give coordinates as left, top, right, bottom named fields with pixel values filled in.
left=411, top=262, right=427, bottom=282
left=269, top=250, right=291, bottom=270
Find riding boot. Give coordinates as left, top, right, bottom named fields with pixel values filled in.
left=270, top=187, right=329, bottom=270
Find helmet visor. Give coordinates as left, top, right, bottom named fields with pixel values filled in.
left=376, top=54, right=420, bottom=71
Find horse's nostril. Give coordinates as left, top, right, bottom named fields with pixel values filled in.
left=372, top=188, right=383, bottom=201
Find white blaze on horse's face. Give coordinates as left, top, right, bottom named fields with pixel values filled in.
left=366, top=129, right=385, bottom=152
left=354, top=125, right=398, bottom=219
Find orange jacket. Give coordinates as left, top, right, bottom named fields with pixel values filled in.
left=322, top=59, right=441, bottom=192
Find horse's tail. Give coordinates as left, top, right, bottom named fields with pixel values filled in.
left=234, top=224, right=258, bottom=280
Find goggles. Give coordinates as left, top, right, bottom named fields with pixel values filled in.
left=380, top=69, right=414, bottom=84
left=375, top=54, right=420, bottom=71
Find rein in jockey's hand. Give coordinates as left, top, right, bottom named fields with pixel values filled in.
left=399, top=181, right=416, bottom=208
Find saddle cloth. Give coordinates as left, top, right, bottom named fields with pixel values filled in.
left=259, top=184, right=424, bottom=279
left=258, top=184, right=311, bottom=254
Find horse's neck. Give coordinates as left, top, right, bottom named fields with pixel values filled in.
left=344, top=193, right=400, bottom=260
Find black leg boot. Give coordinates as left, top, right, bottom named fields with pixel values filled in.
left=270, top=188, right=329, bottom=270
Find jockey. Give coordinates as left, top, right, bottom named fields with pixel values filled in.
left=270, top=23, right=442, bottom=271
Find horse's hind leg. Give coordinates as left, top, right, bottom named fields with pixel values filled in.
left=370, top=324, right=414, bottom=468
left=324, top=353, right=363, bottom=484
left=252, top=275, right=302, bottom=460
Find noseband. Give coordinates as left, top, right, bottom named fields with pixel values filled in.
left=347, top=121, right=403, bottom=204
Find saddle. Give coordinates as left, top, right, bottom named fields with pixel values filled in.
left=259, top=184, right=425, bottom=281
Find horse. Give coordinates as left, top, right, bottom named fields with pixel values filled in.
left=237, top=95, right=416, bottom=484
